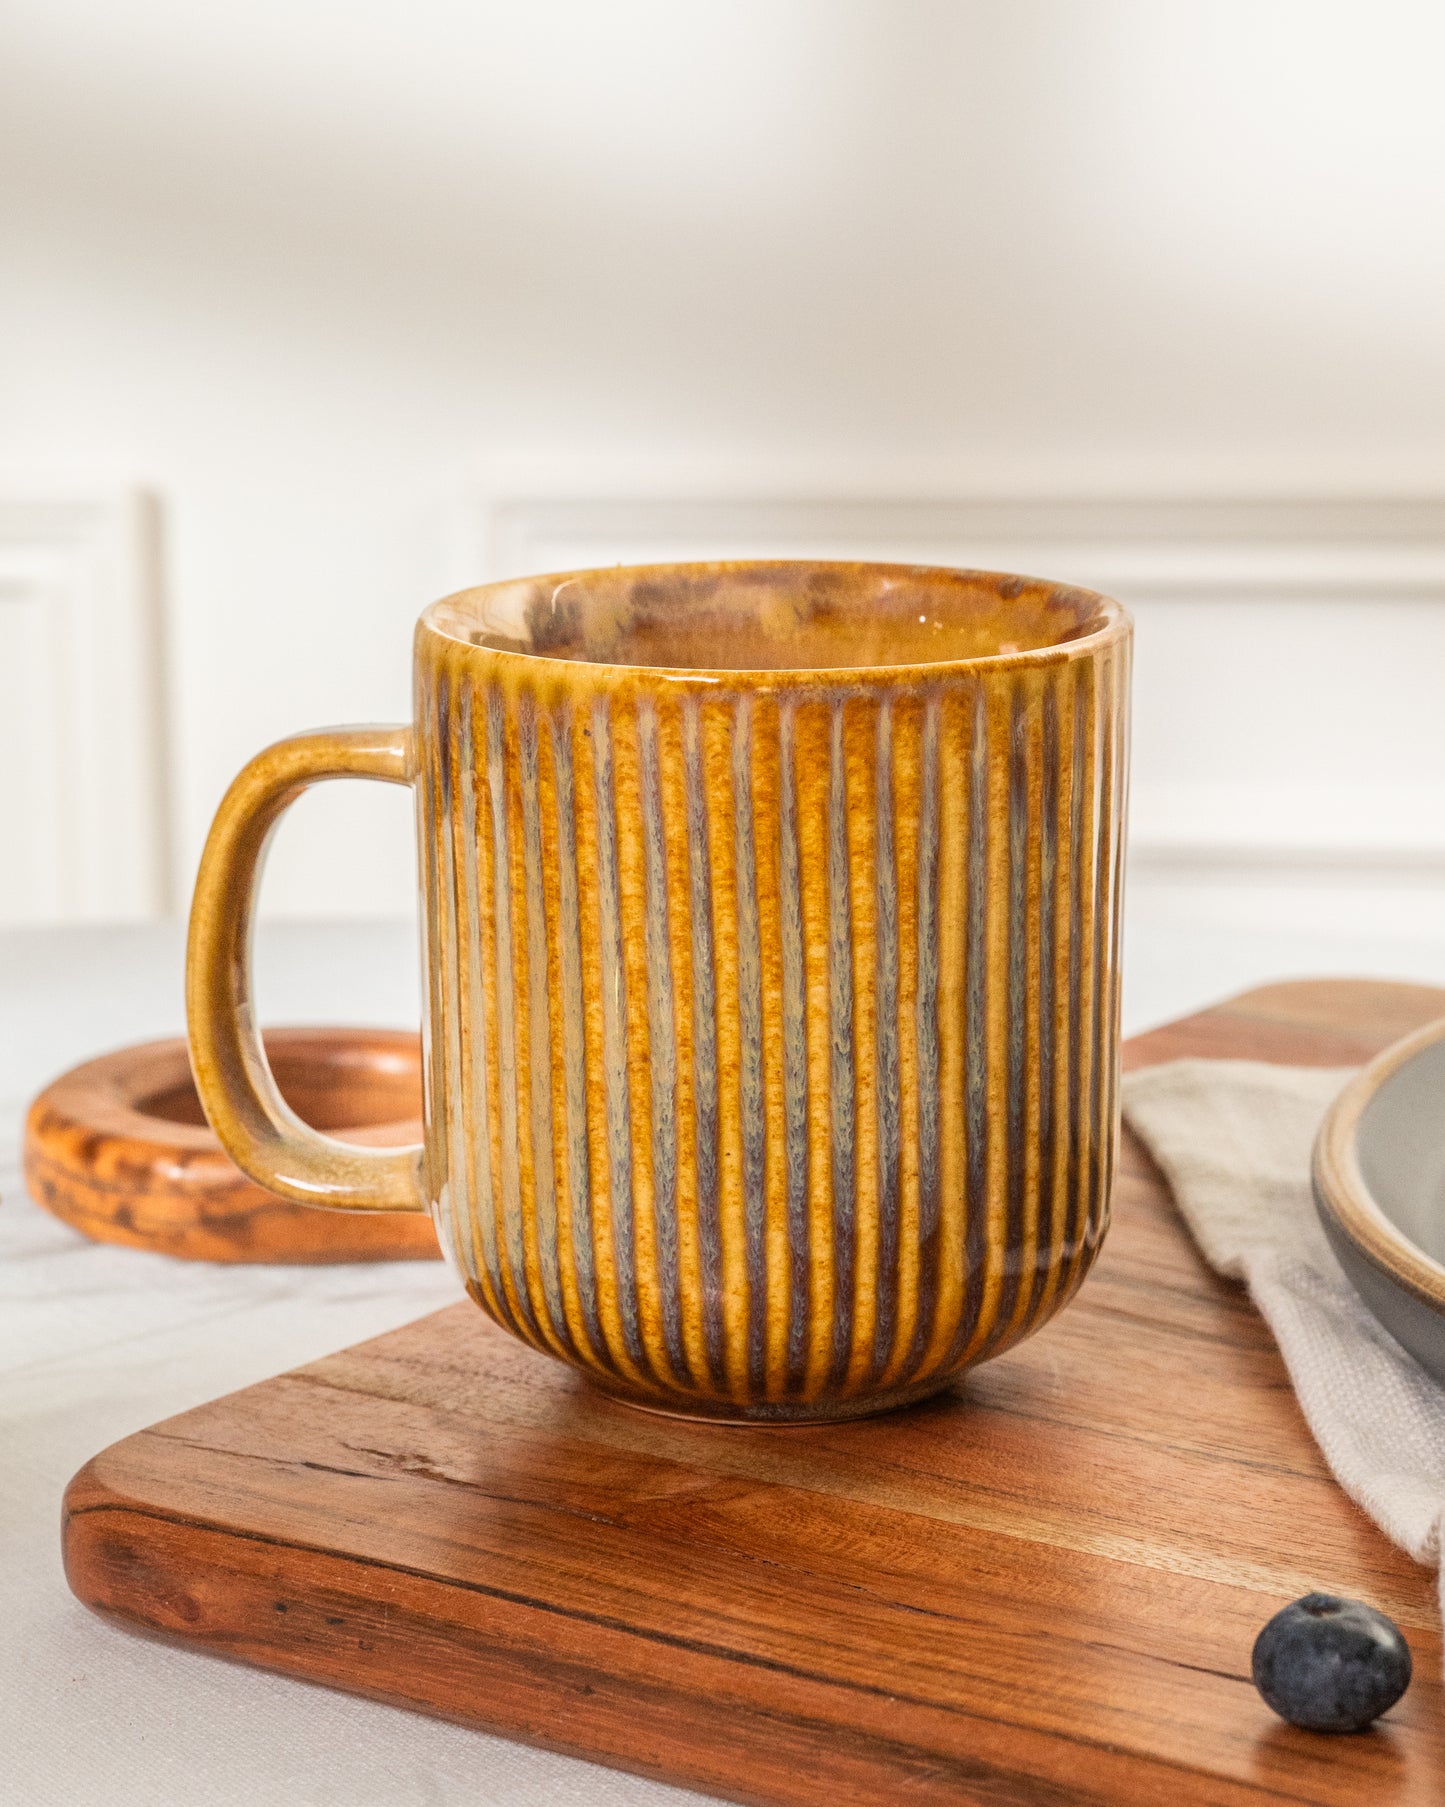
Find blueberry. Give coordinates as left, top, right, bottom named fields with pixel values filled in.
left=1252, top=1594, right=1411, bottom=1732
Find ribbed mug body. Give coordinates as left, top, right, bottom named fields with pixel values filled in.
left=414, top=563, right=1129, bottom=1421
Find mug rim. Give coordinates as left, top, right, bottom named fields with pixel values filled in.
left=419, top=558, right=1131, bottom=684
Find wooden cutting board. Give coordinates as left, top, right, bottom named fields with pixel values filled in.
left=62, top=980, right=1445, bottom=1806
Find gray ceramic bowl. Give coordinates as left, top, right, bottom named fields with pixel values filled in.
left=1313, top=1014, right=1445, bottom=1386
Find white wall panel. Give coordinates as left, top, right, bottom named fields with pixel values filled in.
left=478, top=493, right=1445, bottom=864
left=5, top=1, right=1445, bottom=965
left=474, top=490, right=1445, bottom=992
left=0, top=496, right=169, bottom=926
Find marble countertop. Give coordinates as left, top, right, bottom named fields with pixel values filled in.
left=2, top=922, right=711, bottom=1807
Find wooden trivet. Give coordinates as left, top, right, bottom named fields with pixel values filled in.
left=61, top=982, right=1445, bottom=1803
left=26, top=1027, right=439, bottom=1262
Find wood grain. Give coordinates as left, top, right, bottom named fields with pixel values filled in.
left=62, top=981, right=1445, bottom=1804
left=25, top=1028, right=440, bottom=1262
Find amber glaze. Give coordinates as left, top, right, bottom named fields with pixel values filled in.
left=187, top=560, right=1131, bottom=1420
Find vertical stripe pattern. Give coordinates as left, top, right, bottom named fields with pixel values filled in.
left=418, top=626, right=1129, bottom=1422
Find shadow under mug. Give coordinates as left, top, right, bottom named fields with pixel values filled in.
left=188, top=560, right=1131, bottom=1422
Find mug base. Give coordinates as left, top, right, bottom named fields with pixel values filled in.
left=587, top=1371, right=958, bottom=1426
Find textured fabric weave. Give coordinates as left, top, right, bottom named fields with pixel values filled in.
left=1122, top=1059, right=1445, bottom=1621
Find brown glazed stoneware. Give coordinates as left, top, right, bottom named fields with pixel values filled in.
left=24, top=1029, right=439, bottom=1263
left=1313, top=1012, right=1445, bottom=1386
left=187, top=561, right=1131, bottom=1420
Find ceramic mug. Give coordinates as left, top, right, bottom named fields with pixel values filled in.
left=188, top=560, right=1131, bottom=1421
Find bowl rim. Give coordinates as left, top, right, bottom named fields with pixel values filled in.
left=1312, top=1011, right=1445, bottom=1311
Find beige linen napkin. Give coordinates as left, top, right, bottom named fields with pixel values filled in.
left=1121, top=1059, right=1445, bottom=1619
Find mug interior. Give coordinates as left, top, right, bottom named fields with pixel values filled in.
left=426, top=560, right=1113, bottom=673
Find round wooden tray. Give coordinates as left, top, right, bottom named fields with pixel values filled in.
left=24, top=1027, right=440, bottom=1263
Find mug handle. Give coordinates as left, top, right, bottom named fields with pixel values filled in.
left=186, top=724, right=428, bottom=1214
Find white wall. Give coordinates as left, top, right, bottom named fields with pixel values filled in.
left=3, top=2, right=1445, bottom=950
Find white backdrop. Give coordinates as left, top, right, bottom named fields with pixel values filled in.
left=3, top=0, right=1445, bottom=979
left=4, top=20, right=1445, bottom=1800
